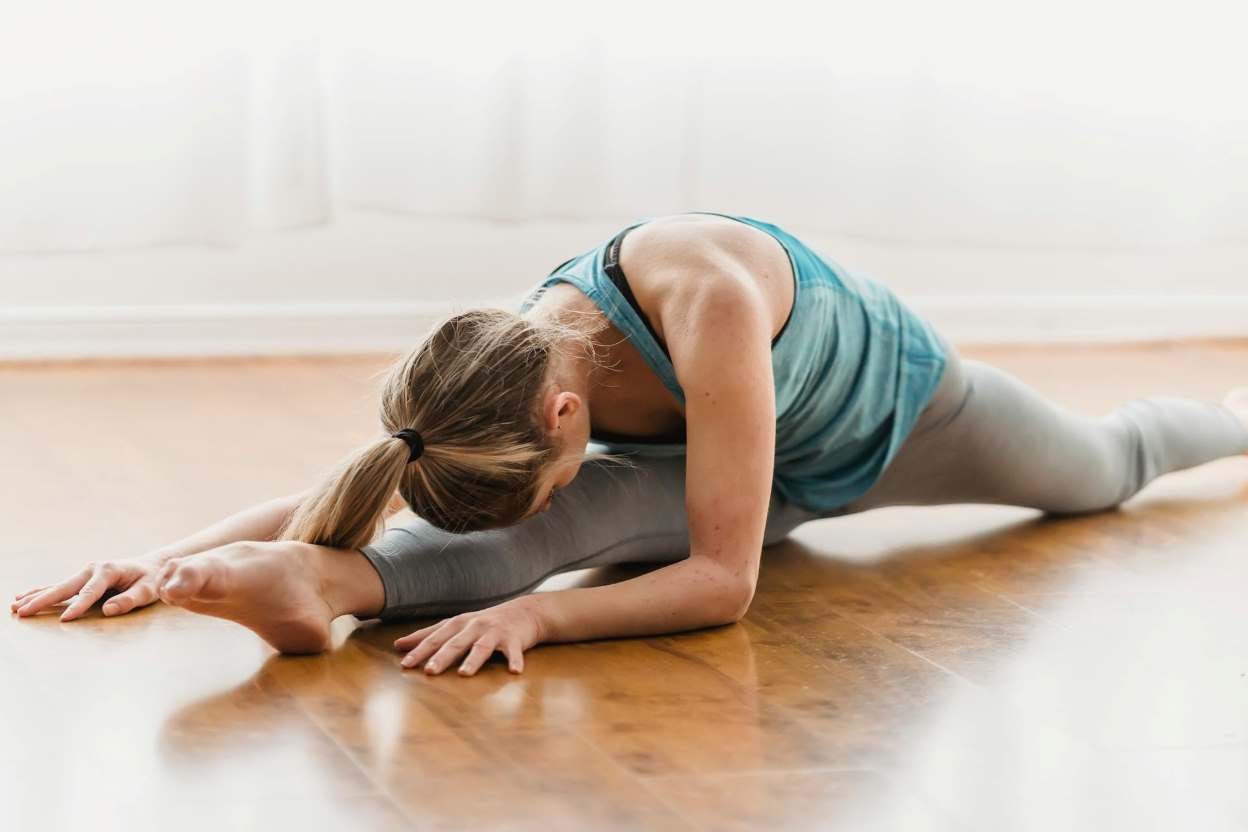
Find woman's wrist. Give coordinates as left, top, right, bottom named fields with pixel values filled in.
left=515, top=593, right=556, bottom=644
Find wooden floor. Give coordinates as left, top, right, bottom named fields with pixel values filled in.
left=2, top=341, right=1247, bottom=831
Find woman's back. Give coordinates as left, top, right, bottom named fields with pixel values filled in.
left=519, top=212, right=949, bottom=514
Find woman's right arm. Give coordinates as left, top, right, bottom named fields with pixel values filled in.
left=12, top=490, right=311, bottom=621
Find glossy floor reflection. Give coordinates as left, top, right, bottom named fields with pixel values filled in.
left=2, top=343, right=1247, bottom=830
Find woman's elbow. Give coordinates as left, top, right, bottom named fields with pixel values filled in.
left=709, top=577, right=757, bottom=626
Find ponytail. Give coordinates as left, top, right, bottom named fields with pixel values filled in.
left=282, top=305, right=629, bottom=543
left=276, top=434, right=412, bottom=549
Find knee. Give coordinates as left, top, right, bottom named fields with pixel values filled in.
left=1042, top=497, right=1124, bottom=518
left=1104, top=407, right=1151, bottom=503
left=1044, top=414, right=1144, bottom=515
left=1040, top=476, right=1131, bottom=516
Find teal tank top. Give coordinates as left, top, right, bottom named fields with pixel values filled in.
left=517, top=213, right=949, bottom=514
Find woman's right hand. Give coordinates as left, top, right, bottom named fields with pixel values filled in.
left=10, top=556, right=165, bottom=621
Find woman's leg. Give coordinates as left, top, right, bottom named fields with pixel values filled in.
left=359, top=452, right=815, bottom=620
left=358, top=347, right=1248, bottom=621
left=838, top=346, right=1248, bottom=516
left=152, top=451, right=814, bottom=649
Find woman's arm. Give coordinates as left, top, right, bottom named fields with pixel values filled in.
left=13, top=491, right=307, bottom=620
left=397, top=271, right=778, bottom=674
left=147, top=491, right=309, bottom=562
left=535, top=273, right=777, bottom=637
left=12, top=487, right=368, bottom=620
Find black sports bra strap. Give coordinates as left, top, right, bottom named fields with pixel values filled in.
left=603, top=225, right=672, bottom=359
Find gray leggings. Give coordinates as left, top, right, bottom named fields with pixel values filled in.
left=359, top=346, right=1248, bottom=620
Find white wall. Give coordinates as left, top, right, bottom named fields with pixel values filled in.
left=2, top=210, right=1245, bottom=359
left=3, top=1, right=1246, bottom=358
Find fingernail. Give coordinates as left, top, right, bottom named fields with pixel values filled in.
left=102, top=603, right=116, bottom=615
left=424, top=662, right=438, bottom=674
left=400, top=656, right=415, bottom=668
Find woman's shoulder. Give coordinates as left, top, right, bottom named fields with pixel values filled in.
left=618, top=213, right=795, bottom=338
left=621, top=213, right=763, bottom=271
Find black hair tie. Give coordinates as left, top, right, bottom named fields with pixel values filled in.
left=393, top=428, right=425, bottom=462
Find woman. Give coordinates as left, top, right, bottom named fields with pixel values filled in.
left=13, top=212, right=1248, bottom=676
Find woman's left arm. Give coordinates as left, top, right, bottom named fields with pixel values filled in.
left=398, top=274, right=778, bottom=675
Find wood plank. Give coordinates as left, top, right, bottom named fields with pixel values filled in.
left=3, top=342, right=1247, bottom=829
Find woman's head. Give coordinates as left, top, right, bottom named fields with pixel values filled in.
left=277, top=306, right=612, bottom=549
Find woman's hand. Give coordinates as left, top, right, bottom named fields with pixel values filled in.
left=393, top=597, right=545, bottom=676
left=11, top=556, right=164, bottom=621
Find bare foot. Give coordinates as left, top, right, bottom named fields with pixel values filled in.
left=1224, top=387, right=1248, bottom=450
left=156, top=541, right=336, bottom=654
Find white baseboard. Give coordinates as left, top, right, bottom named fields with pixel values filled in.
left=0, top=302, right=455, bottom=360
left=909, top=294, right=1248, bottom=345
left=2, top=295, right=1246, bottom=360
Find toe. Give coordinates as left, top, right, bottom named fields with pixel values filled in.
left=158, top=560, right=208, bottom=605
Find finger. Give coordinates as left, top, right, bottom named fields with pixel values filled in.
left=500, top=638, right=525, bottom=674
left=102, top=579, right=159, bottom=616
left=423, top=631, right=481, bottom=676
left=457, top=636, right=500, bottom=677
left=14, top=568, right=92, bottom=617
left=394, top=620, right=452, bottom=655
left=60, top=567, right=117, bottom=621
left=394, top=620, right=448, bottom=650
left=400, top=622, right=461, bottom=669
left=11, top=587, right=48, bottom=613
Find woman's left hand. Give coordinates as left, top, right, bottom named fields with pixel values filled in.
left=393, top=597, right=544, bottom=676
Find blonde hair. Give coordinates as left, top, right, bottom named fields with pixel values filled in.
left=276, top=305, right=626, bottom=548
